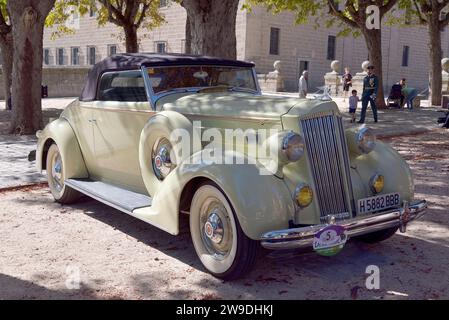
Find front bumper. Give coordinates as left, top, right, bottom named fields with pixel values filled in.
left=261, top=200, right=427, bottom=250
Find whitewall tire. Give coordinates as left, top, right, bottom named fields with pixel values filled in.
left=190, top=182, right=258, bottom=280
left=46, top=144, right=81, bottom=204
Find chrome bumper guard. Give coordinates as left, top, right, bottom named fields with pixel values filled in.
left=261, top=200, right=427, bottom=250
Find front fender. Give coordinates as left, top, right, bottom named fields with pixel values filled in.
left=36, top=118, right=88, bottom=179
left=148, top=150, right=296, bottom=240
left=350, top=140, right=414, bottom=203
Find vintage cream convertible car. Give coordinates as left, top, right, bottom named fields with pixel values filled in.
left=35, top=53, right=427, bottom=279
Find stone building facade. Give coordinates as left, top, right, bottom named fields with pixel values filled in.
left=40, top=0, right=449, bottom=94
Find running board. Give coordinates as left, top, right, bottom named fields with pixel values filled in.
left=65, top=179, right=152, bottom=214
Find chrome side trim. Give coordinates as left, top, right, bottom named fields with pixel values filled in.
left=260, top=200, right=427, bottom=250
left=181, top=113, right=281, bottom=124
left=78, top=104, right=156, bottom=114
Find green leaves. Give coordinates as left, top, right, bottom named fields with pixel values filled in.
left=45, top=0, right=165, bottom=39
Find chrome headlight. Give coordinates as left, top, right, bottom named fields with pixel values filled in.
left=282, top=131, right=305, bottom=162
left=356, top=127, right=376, bottom=154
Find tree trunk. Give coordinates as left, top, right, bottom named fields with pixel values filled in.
left=124, top=25, right=138, bottom=53
left=428, top=13, right=442, bottom=107
left=184, top=14, right=191, bottom=54
left=362, top=28, right=386, bottom=109
left=0, top=32, right=13, bottom=109
left=8, top=0, right=55, bottom=134
left=181, top=0, right=239, bottom=59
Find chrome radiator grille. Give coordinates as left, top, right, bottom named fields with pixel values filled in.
left=300, top=112, right=354, bottom=221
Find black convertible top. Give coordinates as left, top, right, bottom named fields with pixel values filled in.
left=80, top=53, right=255, bottom=101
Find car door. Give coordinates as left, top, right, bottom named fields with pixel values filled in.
left=91, top=70, right=154, bottom=193
left=67, top=101, right=96, bottom=175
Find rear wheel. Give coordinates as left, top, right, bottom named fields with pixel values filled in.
left=189, top=182, right=258, bottom=280
left=46, top=144, right=81, bottom=204
left=356, top=226, right=398, bottom=244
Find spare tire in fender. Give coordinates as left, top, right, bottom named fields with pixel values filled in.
left=139, top=111, right=201, bottom=197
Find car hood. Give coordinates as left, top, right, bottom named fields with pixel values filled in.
left=159, top=92, right=339, bottom=120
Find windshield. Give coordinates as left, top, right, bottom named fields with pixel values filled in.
left=146, top=66, right=257, bottom=94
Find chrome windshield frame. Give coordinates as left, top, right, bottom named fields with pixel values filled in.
left=140, top=65, right=261, bottom=111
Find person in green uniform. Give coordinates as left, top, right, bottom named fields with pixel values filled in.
left=358, top=64, right=378, bottom=123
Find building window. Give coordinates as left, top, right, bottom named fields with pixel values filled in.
left=402, top=45, right=409, bottom=67
left=159, top=0, right=168, bottom=8
left=269, top=27, right=280, bottom=55
left=327, top=35, right=336, bottom=60
left=57, top=48, right=65, bottom=65
left=299, top=60, right=309, bottom=77
left=108, top=45, right=117, bottom=56
left=71, top=47, right=80, bottom=65
left=88, top=46, right=96, bottom=65
left=44, top=48, right=50, bottom=65
left=155, top=41, right=166, bottom=53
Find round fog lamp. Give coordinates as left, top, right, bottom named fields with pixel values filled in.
left=295, top=184, right=313, bottom=208
left=370, top=174, right=384, bottom=194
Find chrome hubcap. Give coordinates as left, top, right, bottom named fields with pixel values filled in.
left=152, top=138, right=175, bottom=180
left=51, top=152, right=63, bottom=192
left=200, top=198, right=233, bottom=259
left=204, top=212, right=224, bottom=244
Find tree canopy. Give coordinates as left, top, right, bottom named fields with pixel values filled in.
left=46, top=0, right=165, bottom=52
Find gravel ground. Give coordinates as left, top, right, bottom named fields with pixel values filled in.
left=0, top=135, right=45, bottom=188
left=0, top=130, right=448, bottom=300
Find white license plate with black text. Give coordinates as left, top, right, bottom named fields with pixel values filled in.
left=358, top=193, right=401, bottom=214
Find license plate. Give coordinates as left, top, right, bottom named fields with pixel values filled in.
left=358, top=193, right=401, bottom=214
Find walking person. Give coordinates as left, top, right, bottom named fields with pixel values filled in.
left=299, top=70, right=308, bottom=98
left=342, top=67, right=352, bottom=101
left=358, top=64, right=378, bottom=123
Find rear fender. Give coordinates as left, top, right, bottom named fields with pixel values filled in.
left=37, top=118, right=88, bottom=179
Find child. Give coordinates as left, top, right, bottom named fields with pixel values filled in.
left=349, top=89, right=359, bottom=123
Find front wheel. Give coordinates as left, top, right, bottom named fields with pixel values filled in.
left=46, top=144, right=81, bottom=204
left=189, top=182, right=258, bottom=280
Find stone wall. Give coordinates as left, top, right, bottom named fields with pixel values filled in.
left=0, top=66, right=90, bottom=100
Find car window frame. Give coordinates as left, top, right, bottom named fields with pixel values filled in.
left=141, top=65, right=261, bottom=110
left=96, top=69, right=149, bottom=104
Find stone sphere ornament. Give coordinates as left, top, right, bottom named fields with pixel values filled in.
left=330, top=60, right=340, bottom=73
left=441, top=58, right=449, bottom=73
left=273, top=60, right=281, bottom=73
left=362, top=60, right=370, bottom=72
